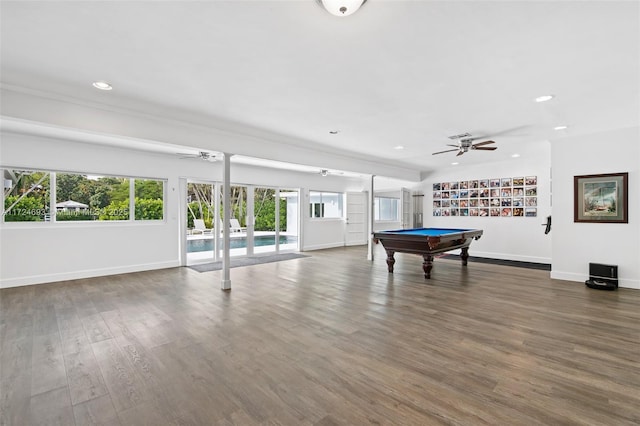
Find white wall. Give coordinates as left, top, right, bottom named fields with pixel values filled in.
left=550, top=126, right=639, bottom=289
left=0, top=132, right=369, bottom=287
left=419, top=146, right=552, bottom=264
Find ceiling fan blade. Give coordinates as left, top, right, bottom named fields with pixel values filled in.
left=432, top=148, right=460, bottom=155
left=473, top=146, right=498, bottom=151
left=446, top=144, right=460, bottom=148
left=472, top=140, right=495, bottom=147
left=456, top=150, right=465, bottom=156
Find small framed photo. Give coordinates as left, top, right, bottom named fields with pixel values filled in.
left=490, top=179, right=501, bottom=188
left=501, top=178, right=512, bottom=187
left=512, top=177, right=524, bottom=186
left=525, top=176, right=537, bottom=185
left=525, top=208, right=537, bottom=217
left=574, top=172, right=628, bottom=223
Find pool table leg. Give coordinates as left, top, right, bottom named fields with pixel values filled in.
left=422, top=254, right=434, bottom=278
left=460, top=247, right=469, bottom=265
left=385, top=250, right=396, bottom=273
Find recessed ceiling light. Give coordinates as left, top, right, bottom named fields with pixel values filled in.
left=554, top=125, right=568, bottom=130
left=511, top=154, right=521, bottom=158
left=92, top=81, right=113, bottom=91
left=394, top=145, right=404, bottom=150
left=535, top=94, right=554, bottom=103
left=329, top=130, right=339, bottom=135
left=451, top=162, right=459, bottom=166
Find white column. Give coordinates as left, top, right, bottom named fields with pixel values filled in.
left=214, top=182, right=221, bottom=262
left=221, top=153, right=232, bottom=290
left=246, top=185, right=254, bottom=256
left=275, top=188, right=280, bottom=253
left=367, top=174, right=375, bottom=261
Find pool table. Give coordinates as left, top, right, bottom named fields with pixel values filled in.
left=373, top=228, right=483, bottom=279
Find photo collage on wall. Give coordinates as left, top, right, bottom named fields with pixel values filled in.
left=433, top=176, right=537, bottom=218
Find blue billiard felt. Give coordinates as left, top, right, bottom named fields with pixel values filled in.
left=379, top=228, right=472, bottom=236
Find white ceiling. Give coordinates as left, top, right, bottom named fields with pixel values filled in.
left=1, top=1, right=639, bottom=177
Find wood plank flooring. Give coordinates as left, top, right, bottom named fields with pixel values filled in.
left=1, top=245, right=639, bottom=425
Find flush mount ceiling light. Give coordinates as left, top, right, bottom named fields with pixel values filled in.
left=554, top=125, right=568, bottom=130
left=317, top=0, right=367, bottom=17
left=511, top=154, right=521, bottom=158
left=394, top=145, right=404, bottom=150
left=451, top=162, right=459, bottom=166
left=535, top=94, right=554, bottom=103
left=92, top=81, right=112, bottom=91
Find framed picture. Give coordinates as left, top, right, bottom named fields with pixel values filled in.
left=574, top=172, right=628, bottom=223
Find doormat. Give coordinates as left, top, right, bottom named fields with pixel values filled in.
left=188, top=253, right=309, bottom=273
left=437, top=254, right=551, bottom=271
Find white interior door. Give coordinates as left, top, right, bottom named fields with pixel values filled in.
left=345, top=192, right=367, bottom=246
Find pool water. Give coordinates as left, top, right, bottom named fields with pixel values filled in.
left=187, top=235, right=298, bottom=253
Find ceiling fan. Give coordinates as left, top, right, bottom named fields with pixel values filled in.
left=177, top=151, right=218, bottom=162
left=432, top=133, right=498, bottom=157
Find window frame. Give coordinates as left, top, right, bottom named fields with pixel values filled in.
left=374, top=196, right=401, bottom=222
left=308, top=190, right=344, bottom=219
left=2, top=167, right=166, bottom=225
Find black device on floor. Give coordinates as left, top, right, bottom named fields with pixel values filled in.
left=585, top=262, right=618, bottom=290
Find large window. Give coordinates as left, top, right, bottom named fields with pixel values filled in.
left=134, top=178, right=164, bottom=220
left=56, top=173, right=130, bottom=221
left=2, top=168, right=165, bottom=223
left=375, top=197, right=400, bottom=221
left=309, top=191, right=343, bottom=218
left=3, top=169, right=51, bottom=222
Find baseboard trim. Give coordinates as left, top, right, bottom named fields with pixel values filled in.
left=464, top=250, right=551, bottom=265
left=0, top=260, right=180, bottom=289
left=303, top=242, right=345, bottom=251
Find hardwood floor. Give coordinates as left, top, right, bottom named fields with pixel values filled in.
left=1, top=245, right=639, bottom=425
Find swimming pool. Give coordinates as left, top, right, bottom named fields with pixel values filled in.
left=187, top=235, right=298, bottom=253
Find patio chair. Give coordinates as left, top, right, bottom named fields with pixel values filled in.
left=229, top=218, right=246, bottom=233
left=192, top=219, right=213, bottom=235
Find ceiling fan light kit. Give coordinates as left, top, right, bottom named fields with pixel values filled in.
left=317, top=0, right=367, bottom=17
left=178, top=151, right=218, bottom=162
left=432, top=134, right=498, bottom=157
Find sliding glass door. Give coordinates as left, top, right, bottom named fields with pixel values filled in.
left=185, top=181, right=299, bottom=264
